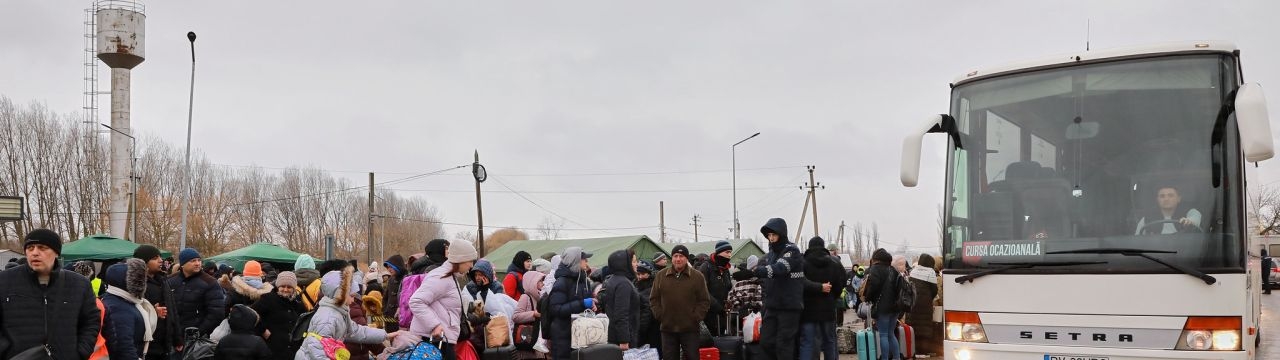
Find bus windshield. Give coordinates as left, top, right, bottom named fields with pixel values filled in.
left=943, top=54, right=1245, bottom=272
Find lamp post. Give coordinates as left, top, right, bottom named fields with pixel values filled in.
left=179, top=31, right=196, bottom=251
left=732, top=132, right=760, bottom=239
left=101, top=123, right=137, bottom=241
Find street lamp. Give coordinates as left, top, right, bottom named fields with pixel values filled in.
left=180, top=31, right=197, bottom=251
left=732, top=132, right=761, bottom=239
left=101, top=123, right=138, bottom=241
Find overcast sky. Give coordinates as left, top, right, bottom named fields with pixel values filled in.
left=4, top=1, right=1280, bottom=253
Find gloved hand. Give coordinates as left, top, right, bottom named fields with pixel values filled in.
left=583, top=298, right=594, bottom=309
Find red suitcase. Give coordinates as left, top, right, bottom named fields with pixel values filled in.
left=897, top=321, right=915, bottom=358
left=700, top=347, right=720, bottom=360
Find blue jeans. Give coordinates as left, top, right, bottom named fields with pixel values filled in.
left=800, top=321, right=839, bottom=360
left=874, top=312, right=901, bottom=360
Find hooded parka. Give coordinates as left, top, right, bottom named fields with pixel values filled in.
left=602, top=250, right=640, bottom=346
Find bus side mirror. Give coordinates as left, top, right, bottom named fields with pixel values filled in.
left=901, top=114, right=959, bottom=187
left=1236, top=83, right=1273, bottom=162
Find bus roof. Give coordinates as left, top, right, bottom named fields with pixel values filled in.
left=952, top=41, right=1238, bottom=86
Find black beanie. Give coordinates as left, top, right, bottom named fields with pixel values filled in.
left=671, top=245, right=690, bottom=258
left=23, top=229, right=63, bottom=255
left=133, top=245, right=162, bottom=261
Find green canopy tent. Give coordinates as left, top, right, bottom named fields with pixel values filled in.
left=659, top=239, right=766, bottom=266
left=61, top=234, right=173, bottom=262
left=485, top=235, right=669, bottom=278
left=208, top=242, right=306, bottom=272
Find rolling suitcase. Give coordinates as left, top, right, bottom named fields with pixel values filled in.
left=481, top=345, right=515, bottom=360
left=854, top=326, right=877, bottom=360
left=699, top=347, right=720, bottom=360
left=570, top=343, right=622, bottom=360
left=897, top=321, right=915, bottom=359
left=713, top=313, right=744, bottom=360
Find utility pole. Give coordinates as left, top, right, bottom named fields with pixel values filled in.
left=837, top=221, right=846, bottom=254
left=659, top=201, right=667, bottom=243
left=473, top=151, right=488, bottom=256
left=802, top=165, right=824, bottom=238
left=368, top=172, right=374, bottom=264
left=796, top=190, right=811, bottom=242
left=691, top=214, right=702, bottom=242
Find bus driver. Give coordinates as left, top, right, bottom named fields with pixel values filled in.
left=1135, top=185, right=1202, bottom=235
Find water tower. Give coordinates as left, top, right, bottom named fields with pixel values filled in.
left=96, top=0, right=144, bottom=239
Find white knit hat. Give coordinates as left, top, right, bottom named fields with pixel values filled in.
left=448, top=239, right=478, bottom=264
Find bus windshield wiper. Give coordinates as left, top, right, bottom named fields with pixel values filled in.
left=1046, top=248, right=1217, bottom=285
left=955, top=261, right=1107, bottom=284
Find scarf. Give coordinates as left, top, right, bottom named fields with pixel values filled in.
left=245, top=276, right=264, bottom=288
left=106, top=286, right=159, bottom=353
left=908, top=265, right=938, bottom=285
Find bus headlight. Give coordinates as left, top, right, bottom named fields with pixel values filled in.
left=1176, top=317, right=1242, bottom=351
left=963, top=323, right=987, bottom=342
left=947, top=322, right=963, bottom=341
left=1183, top=330, right=1212, bottom=350
left=944, top=311, right=988, bottom=343
left=1211, top=330, right=1240, bottom=350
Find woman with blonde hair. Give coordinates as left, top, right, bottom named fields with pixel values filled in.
left=409, top=239, right=479, bottom=360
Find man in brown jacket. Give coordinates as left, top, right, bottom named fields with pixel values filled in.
left=650, top=245, right=711, bottom=360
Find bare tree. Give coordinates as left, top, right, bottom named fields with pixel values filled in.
left=536, top=216, right=565, bottom=240
left=0, top=94, right=450, bottom=259
left=1250, top=185, right=1280, bottom=235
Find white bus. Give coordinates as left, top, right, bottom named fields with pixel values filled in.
left=900, top=41, right=1274, bottom=360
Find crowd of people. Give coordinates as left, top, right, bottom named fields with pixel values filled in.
left=0, top=218, right=943, bottom=360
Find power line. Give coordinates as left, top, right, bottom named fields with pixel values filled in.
left=492, top=165, right=806, bottom=177
left=371, top=213, right=655, bottom=230
left=38, top=164, right=469, bottom=216
left=385, top=186, right=791, bottom=194
left=490, top=176, right=624, bottom=236
left=210, top=163, right=805, bottom=177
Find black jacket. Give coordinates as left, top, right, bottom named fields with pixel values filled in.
left=144, top=272, right=171, bottom=358
left=863, top=263, right=900, bottom=317
left=699, top=258, right=733, bottom=317
left=0, top=266, right=102, bottom=360
left=800, top=248, right=843, bottom=322
left=251, top=289, right=307, bottom=360
left=634, top=277, right=656, bottom=344
left=602, top=251, right=640, bottom=346
left=753, top=218, right=805, bottom=311
left=548, top=264, right=591, bottom=359
left=214, top=305, right=271, bottom=360
left=166, top=270, right=226, bottom=345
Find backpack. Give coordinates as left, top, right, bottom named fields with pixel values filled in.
left=895, top=273, right=916, bottom=313
left=398, top=274, right=426, bottom=328
left=291, top=291, right=319, bottom=349
left=538, top=293, right=552, bottom=340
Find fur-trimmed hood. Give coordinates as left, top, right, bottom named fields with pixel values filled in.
left=229, top=275, right=274, bottom=301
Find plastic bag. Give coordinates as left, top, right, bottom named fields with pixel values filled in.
left=622, top=345, right=660, bottom=360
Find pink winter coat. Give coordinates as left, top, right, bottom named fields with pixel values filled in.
left=408, top=262, right=464, bottom=344
left=512, top=271, right=547, bottom=325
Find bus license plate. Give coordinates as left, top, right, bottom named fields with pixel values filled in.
left=1046, top=356, right=1109, bottom=360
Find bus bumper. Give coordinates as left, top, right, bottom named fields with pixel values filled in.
left=945, top=341, right=1251, bottom=360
